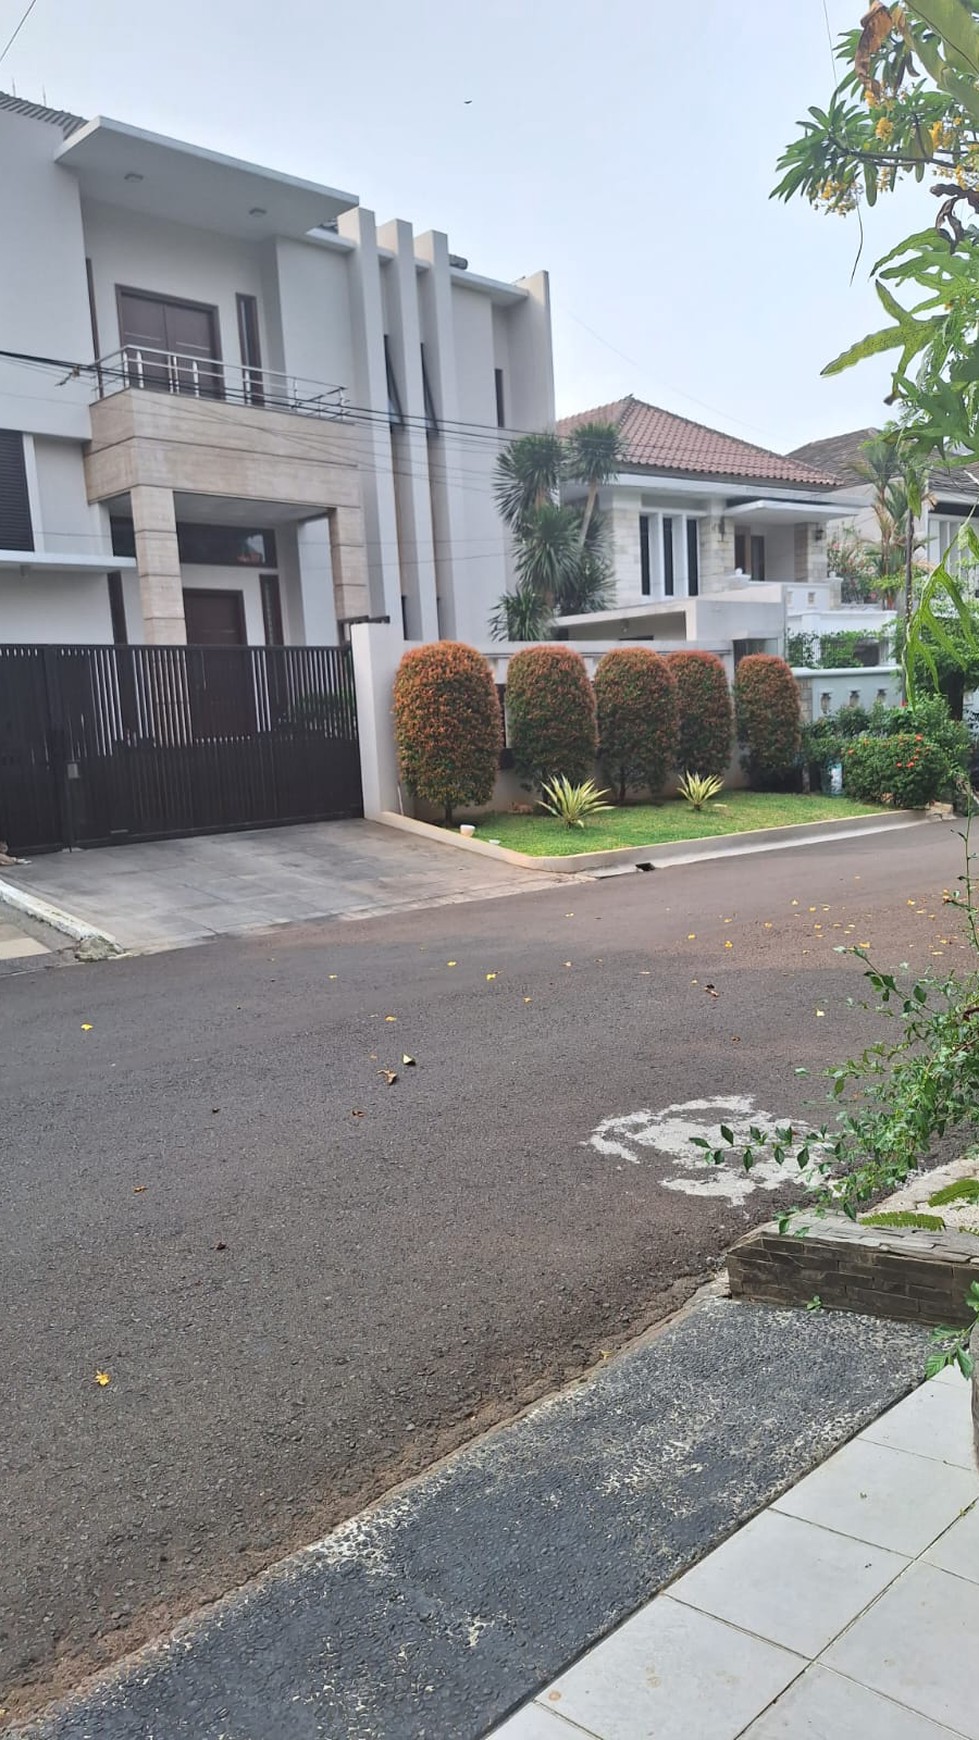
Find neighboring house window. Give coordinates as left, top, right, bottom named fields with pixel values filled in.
left=931, top=515, right=979, bottom=588
left=110, top=516, right=137, bottom=558
left=639, top=515, right=651, bottom=596
left=117, top=288, right=222, bottom=398
left=0, top=429, right=33, bottom=551
left=734, top=530, right=747, bottom=573
left=178, top=525, right=276, bottom=566
left=420, top=343, right=439, bottom=435
left=734, top=530, right=766, bottom=580
left=686, top=518, right=700, bottom=597
left=260, top=573, right=284, bottom=645
left=751, top=534, right=766, bottom=582
left=107, top=572, right=128, bottom=644
left=662, top=516, right=675, bottom=597
left=494, top=368, right=506, bottom=429
left=236, top=293, right=264, bottom=406
left=384, top=336, right=405, bottom=426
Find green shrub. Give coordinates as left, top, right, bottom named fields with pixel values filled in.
left=868, top=695, right=971, bottom=773
left=506, top=644, right=597, bottom=789
left=842, top=733, right=950, bottom=808
left=787, top=632, right=818, bottom=668
left=665, top=651, right=734, bottom=778
left=819, top=629, right=879, bottom=669
left=594, top=648, right=679, bottom=802
left=734, top=655, right=802, bottom=787
left=394, top=640, right=502, bottom=824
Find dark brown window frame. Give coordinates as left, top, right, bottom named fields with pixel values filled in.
left=236, top=292, right=264, bottom=406
left=115, top=285, right=223, bottom=393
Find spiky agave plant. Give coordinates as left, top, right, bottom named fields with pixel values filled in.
left=677, top=770, right=725, bottom=810
left=539, top=775, right=613, bottom=828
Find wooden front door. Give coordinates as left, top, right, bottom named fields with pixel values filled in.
left=184, top=589, right=247, bottom=647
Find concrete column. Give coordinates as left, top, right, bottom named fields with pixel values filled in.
left=129, top=484, right=186, bottom=643
left=699, top=509, right=736, bottom=594
left=336, top=207, right=404, bottom=629
left=329, top=505, right=371, bottom=625
left=376, top=218, right=439, bottom=642
left=795, top=522, right=828, bottom=583
left=349, top=619, right=408, bottom=817
left=293, top=518, right=337, bottom=643
left=414, top=230, right=468, bottom=640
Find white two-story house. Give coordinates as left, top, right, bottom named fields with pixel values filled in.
left=0, top=92, right=553, bottom=653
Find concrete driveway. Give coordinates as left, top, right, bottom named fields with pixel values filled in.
left=0, top=821, right=555, bottom=952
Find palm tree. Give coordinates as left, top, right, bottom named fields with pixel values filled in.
left=488, top=583, right=554, bottom=643
left=854, top=431, right=927, bottom=583
left=493, top=433, right=565, bottom=529
left=564, top=422, right=625, bottom=547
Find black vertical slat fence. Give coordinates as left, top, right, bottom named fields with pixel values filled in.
left=0, top=643, right=362, bottom=854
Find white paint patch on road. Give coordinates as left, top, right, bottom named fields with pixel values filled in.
left=586, top=1097, right=822, bottom=1205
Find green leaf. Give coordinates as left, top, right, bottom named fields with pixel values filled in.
left=822, top=324, right=907, bottom=377
left=720, top=1125, right=735, bottom=1145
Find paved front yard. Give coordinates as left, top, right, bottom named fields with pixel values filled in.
left=469, top=792, right=883, bottom=856
left=0, top=821, right=557, bottom=952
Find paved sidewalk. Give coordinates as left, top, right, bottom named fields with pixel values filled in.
left=493, top=1367, right=978, bottom=1740
left=0, top=820, right=557, bottom=952
left=0, top=910, right=66, bottom=974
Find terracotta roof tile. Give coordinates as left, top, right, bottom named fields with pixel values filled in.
left=557, top=395, right=842, bottom=489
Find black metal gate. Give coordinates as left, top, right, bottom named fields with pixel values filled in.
left=0, top=643, right=362, bottom=854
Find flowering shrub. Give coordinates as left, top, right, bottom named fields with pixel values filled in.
left=594, top=648, right=678, bottom=801
left=506, top=644, right=597, bottom=789
left=665, top=650, right=734, bottom=777
left=394, top=641, right=502, bottom=824
left=842, top=733, right=951, bottom=808
left=734, top=655, right=801, bottom=787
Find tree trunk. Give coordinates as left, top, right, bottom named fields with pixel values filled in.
left=579, top=483, right=598, bottom=548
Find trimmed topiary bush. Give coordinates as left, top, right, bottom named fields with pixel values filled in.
left=594, top=648, right=679, bottom=802
left=394, top=640, right=502, bottom=824
left=506, top=644, right=597, bottom=790
left=665, top=650, right=734, bottom=779
left=842, top=733, right=950, bottom=809
left=734, top=654, right=802, bottom=788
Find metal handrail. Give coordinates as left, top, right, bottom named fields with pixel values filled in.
left=93, top=345, right=348, bottom=420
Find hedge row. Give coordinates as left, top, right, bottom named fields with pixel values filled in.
left=394, top=642, right=801, bottom=811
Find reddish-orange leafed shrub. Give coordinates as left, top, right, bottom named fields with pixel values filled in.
left=734, top=654, right=801, bottom=786
left=394, top=641, right=502, bottom=823
left=594, top=648, right=678, bottom=802
left=665, top=650, right=733, bottom=778
left=506, top=644, right=597, bottom=789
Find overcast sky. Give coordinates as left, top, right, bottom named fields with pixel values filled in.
left=2, top=0, right=932, bottom=452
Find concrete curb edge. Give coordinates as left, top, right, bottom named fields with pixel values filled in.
left=0, top=877, right=121, bottom=952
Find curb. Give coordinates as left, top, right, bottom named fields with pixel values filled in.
left=0, top=877, right=122, bottom=955
left=375, top=807, right=930, bottom=875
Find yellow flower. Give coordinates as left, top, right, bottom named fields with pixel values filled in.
left=875, top=116, right=894, bottom=142
left=930, top=120, right=944, bottom=149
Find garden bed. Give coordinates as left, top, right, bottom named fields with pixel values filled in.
left=465, top=792, right=884, bottom=857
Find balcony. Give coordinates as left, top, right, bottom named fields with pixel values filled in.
left=93, top=345, right=348, bottom=422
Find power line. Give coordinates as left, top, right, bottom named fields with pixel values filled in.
left=0, top=0, right=40, bottom=65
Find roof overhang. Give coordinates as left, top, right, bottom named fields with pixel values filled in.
left=56, top=117, right=358, bottom=240
left=0, top=549, right=136, bottom=574
left=724, top=498, right=858, bottom=525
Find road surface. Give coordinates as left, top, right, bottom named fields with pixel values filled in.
left=0, top=820, right=966, bottom=1721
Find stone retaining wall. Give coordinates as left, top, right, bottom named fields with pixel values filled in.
left=728, top=1216, right=979, bottom=1327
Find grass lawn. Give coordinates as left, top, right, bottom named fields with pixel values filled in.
left=469, top=791, right=885, bottom=857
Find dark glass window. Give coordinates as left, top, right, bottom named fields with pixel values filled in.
left=662, top=516, right=675, bottom=597
left=420, top=343, right=438, bottom=434
left=686, top=519, right=700, bottom=596
left=0, top=429, right=33, bottom=551
left=107, top=571, right=128, bottom=643
left=110, top=515, right=136, bottom=558
left=110, top=518, right=276, bottom=567
left=751, top=534, right=766, bottom=582
left=384, top=336, right=404, bottom=426
left=639, top=514, right=651, bottom=596
left=494, top=367, right=506, bottom=429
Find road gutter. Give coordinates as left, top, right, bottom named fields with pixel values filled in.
left=0, top=877, right=121, bottom=956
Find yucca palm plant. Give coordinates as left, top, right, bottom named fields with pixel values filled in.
left=564, top=421, right=625, bottom=546
left=488, top=583, right=554, bottom=644
left=677, top=770, right=725, bottom=810
left=539, top=775, right=613, bottom=828
left=493, top=433, right=565, bottom=529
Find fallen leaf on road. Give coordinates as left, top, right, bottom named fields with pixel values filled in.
left=486, top=971, right=497, bottom=981
left=351, top=1109, right=365, bottom=1117
left=211, top=1107, right=220, bottom=1115
left=379, top=1069, right=398, bottom=1084
left=94, top=1371, right=111, bottom=1386
left=731, top=1035, right=741, bottom=1043
left=447, top=960, right=457, bottom=967
left=215, top=1242, right=227, bottom=1252
left=402, top=1053, right=416, bottom=1066
left=687, top=933, right=696, bottom=940
left=133, top=1185, right=147, bottom=1194
left=816, top=1009, right=825, bottom=1018
left=384, top=1015, right=397, bottom=1022
left=763, top=922, right=772, bottom=929
left=329, top=974, right=338, bottom=980
left=791, top=900, right=799, bottom=906
left=724, top=941, right=733, bottom=950
left=859, top=942, right=871, bottom=949
left=565, top=912, right=574, bottom=917
left=704, top=983, right=718, bottom=999
left=564, top=961, right=572, bottom=967
left=81, top=1023, right=93, bottom=1032
left=523, top=996, right=532, bottom=1003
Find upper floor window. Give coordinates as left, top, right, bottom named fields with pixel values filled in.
left=110, top=517, right=276, bottom=568
left=384, top=336, right=404, bottom=426
left=0, top=430, right=33, bottom=552
left=931, top=514, right=979, bottom=587
left=118, top=288, right=223, bottom=398
left=420, top=344, right=439, bottom=435
left=734, top=530, right=766, bottom=581
left=494, top=368, right=506, bottom=429
left=236, top=294, right=264, bottom=407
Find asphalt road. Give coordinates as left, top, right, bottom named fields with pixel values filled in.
left=0, top=820, right=968, bottom=1722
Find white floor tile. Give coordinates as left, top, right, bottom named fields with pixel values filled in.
left=861, top=1375, right=979, bottom=1473
left=773, top=1437, right=979, bottom=1556
left=668, top=1509, right=906, bottom=1656
left=490, top=1704, right=590, bottom=1738
left=542, top=1595, right=804, bottom=1740
left=824, top=1561, right=979, bottom=1739
left=923, top=1498, right=979, bottom=1585
left=740, top=1662, right=967, bottom=1738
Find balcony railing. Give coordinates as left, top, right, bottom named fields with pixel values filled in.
left=93, top=346, right=348, bottom=421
